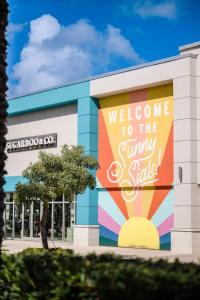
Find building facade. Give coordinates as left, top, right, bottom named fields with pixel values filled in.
left=4, top=41, right=200, bottom=253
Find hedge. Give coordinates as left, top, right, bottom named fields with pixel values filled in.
left=0, top=248, right=200, bottom=300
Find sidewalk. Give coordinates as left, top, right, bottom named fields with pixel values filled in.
left=2, top=239, right=200, bottom=263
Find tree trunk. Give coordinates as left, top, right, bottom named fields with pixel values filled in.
left=0, top=0, right=8, bottom=253
left=40, top=202, right=49, bottom=249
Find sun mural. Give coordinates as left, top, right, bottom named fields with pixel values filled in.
left=96, top=84, right=174, bottom=250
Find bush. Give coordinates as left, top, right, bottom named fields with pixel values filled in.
left=0, top=248, right=200, bottom=299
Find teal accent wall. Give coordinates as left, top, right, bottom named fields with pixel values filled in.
left=8, top=81, right=89, bottom=116
left=76, top=96, right=98, bottom=225
left=4, top=176, right=28, bottom=193
left=7, top=81, right=99, bottom=227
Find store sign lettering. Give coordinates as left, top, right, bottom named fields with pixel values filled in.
left=6, top=133, right=57, bottom=153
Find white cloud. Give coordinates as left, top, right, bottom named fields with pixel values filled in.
left=29, top=14, right=61, bottom=44
left=105, top=25, right=141, bottom=61
left=133, top=1, right=177, bottom=19
left=11, top=15, right=142, bottom=97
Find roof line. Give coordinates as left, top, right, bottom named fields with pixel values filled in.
left=179, top=41, right=200, bottom=51
left=8, top=52, right=197, bottom=101
left=90, top=53, right=197, bottom=81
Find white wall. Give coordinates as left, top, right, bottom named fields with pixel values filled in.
left=171, top=49, right=200, bottom=254
left=90, top=55, right=195, bottom=98
left=6, top=104, right=77, bottom=176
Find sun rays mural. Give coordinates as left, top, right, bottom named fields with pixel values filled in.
left=97, top=84, right=174, bottom=250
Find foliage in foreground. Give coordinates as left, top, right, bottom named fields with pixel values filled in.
left=1, top=248, right=200, bottom=300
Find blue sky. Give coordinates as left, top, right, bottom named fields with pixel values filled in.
left=7, top=0, right=200, bottom=97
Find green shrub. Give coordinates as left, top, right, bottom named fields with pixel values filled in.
left=0, top=248, right=200, bottom=299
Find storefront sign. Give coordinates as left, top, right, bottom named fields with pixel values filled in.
left=6, top=133, right=57, bottom=153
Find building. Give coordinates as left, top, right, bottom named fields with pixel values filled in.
left=4, top=41, right=200, bottom=254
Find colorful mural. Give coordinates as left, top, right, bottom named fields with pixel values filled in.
left=97, top=84, right=174, bottom=250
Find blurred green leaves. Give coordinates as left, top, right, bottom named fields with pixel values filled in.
left=1, top=249, right=200, bottom=300
left=14, top=145, right=98, bottom=204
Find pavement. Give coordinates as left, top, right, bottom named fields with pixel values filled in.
left=2, top=239, right=200, bottom=263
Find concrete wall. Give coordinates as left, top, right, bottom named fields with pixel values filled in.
left=171, top=45, right=200, bottom=254
left=6, top=104, right=77, bottom=176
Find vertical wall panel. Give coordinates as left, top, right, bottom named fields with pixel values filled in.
left=76, top=97, right=98, bottom=225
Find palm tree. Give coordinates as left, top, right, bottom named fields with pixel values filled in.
left=0, top=0, right=9, bottom=252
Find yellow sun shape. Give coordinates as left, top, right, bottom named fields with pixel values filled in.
left=118, top=217, right=160, bottom=249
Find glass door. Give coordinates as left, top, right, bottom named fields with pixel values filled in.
left=33, top=201, right=40, bottom=238
left=53, top=202, right=63, bottom=240
left=14, top=203, right=22, bottom=238
left=23, top=203, right=31, bottom=238
left=49, top=199, right=75, bottom=242
left=47, top=202, right=53, bottom=239
left=4, top=202, right=14, bottom=239
left=65, top=202, right=74, bottom=242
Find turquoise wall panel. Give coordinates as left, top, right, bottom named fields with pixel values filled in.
left=8, top=81, right=90, bottom=116
left=76, top=96, right=99, bottom=225
left=4, top=176, right=28, bottom=193
left=77, top=188, right=98, bottom=206
left=78, top=133, right=98, bottom=152
left=78, top=96, right=98, bottom=116
left=76, top=205, right=98, bottom=225
left=78, top=115, right=98, bottom=134
left=76, top=188, right=98, bottom=224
